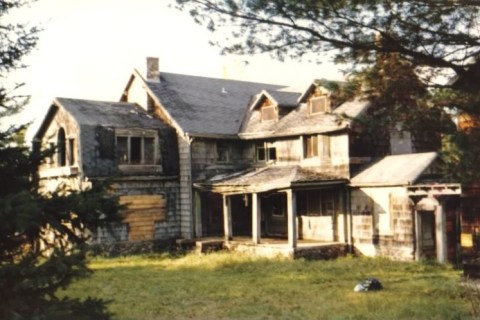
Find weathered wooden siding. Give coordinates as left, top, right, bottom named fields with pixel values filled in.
left=178, top=136, right=193, bottom=238
left=298, top=216, right=334, bottom=241
left=111, top=177, right=180, bottom=241
left=350, top=187, right=415, bottom=261
left=120, top=195, right=166, bottom=241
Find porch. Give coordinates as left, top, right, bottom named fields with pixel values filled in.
left=177, top=237, right=348, bottom=259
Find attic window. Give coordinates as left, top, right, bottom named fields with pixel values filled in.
left=261, top=105, right=277, bottom=122
left=309, top=96, right=329, bottom=114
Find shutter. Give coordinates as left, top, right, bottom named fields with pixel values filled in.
left=95, top=126, right=116, bottom=160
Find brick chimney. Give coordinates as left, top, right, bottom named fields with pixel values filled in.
left=146, top=57, right=159, bottom=81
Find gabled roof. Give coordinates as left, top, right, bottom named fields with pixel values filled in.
left=54, top=98, right=164, bottom=128
left=194, top=165, right=346, bottom=194
left=239, top=97, right=370, bottom=139
left=145, top=72, right=289, bottom=137
left=350, top=152, right=438, bottom=187
left=34, top=98, right=168, bottom=141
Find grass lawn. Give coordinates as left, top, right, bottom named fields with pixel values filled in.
left=59, top=252, right=477, bottom=319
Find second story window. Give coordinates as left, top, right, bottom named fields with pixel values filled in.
left=304, top=135, right=319, bottom=158
left=116, top=131, right=156, bottom=165
left=216, top=141, right=230, bottom=162
left=256, top=143, right=276, bottom=162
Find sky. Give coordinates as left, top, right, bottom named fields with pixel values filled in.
left=5, top=0, right=344, bottom=138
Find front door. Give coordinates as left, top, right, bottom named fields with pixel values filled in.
left=419, top=211, right=436, bottom=259
left=261, top=193, right=287, bottom=237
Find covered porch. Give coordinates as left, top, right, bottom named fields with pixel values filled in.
left=193, top=165, right=348, bottom=253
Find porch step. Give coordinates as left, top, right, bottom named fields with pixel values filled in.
left=196, top=240, right=225, bottom=253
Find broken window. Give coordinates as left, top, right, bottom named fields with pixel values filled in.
left=216, top=141, right=230, bottom=162
left=57, top=128, right=66, bottom=167
left=256, top=143, right=276, bottom=162
left=115, top=133, right=156, bottom=165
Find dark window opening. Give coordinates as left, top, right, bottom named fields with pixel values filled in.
left=116, top=135, right=155, bottom=165
left=297, top=190, right=336, bottom=216
left=256, top=143, right=276, bottom=162
left=57, top=128, right=66, bottom=167
left=68, top=138, right=75, bottom=165
left=216, top=141, right=230, bottom=162
left=130, top=137, right=142, bottom=164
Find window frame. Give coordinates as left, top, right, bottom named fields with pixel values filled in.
left=256, top=142, right=277, bottom=162
left=216, top=140, right=230, bottom=163
left=303, top=135, right=319, bottom=158
left=261, top=105, right=277, bottom=122
left=309, top=96, right=329, bottom=114
left=115, top=129, right=158, bottom=166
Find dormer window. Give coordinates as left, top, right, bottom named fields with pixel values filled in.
left=116, top=129, right=156, bottom=165
left=261, top=105, right=277, bottom=122
left=309, top=96, right=329, bottom=114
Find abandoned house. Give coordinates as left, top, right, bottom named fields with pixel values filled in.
left=34, top=57, right=463, bottom=262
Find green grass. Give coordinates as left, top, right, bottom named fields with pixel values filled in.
left=58, top=252, right=476, bottom=319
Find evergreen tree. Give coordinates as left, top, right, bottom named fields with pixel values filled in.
left=0, top=1, right=122, bottom=318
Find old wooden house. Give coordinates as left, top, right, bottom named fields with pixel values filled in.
left=34, top=98, right=180, bottom=249
left=34, top=57, right=462, bottom=262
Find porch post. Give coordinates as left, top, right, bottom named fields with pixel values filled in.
left=435, top=200, right=447, bottom=263
left=223, top=195, right=233, bottom=241
left=252, top=193, right=261, bottom=244
left=414, top=208, right=421, bottom=261
left=193, top=190, right=202, bottom=238
left=286, top=189, right=297, bottom=249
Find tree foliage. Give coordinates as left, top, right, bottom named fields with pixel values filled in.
left=177, top=1, right=480, bottom=83
left=0, top=1, right=122, bottom=318
left=177, top=0, right=480, bottom=183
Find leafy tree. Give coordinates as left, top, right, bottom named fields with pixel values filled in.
left=0, top=1, right=122, bottom=318
left=176, top=1, right=480, bottom=88
left=177, top=0, right=480, bottom=183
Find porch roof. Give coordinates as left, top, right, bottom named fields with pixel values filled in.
left=350, top=152, right=438, bottom=187
left=194, top=165, right=347, bottom=194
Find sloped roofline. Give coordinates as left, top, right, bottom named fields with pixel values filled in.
left=33, top=98, right=69, bottom=143
left=122, top=69, right=187, bottom=138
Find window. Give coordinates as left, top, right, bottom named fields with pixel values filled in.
left=256, top=143, right=276, bottom=162
left=309, top=96, right=329, bottom=114
left=116, top=133, right=156, bottom=165
left=297, top=190, right=336, bottom=216
left=216, top=141, right=230, bottom=162
left=304, top=135, right=319, bottom=158
left=57, top=128, right=66, bottom=167
left=68, top=138, right=75, bottom=165
left=261, top=105, right=277, bottom=122
left=319, top=135, right=331, bottom=157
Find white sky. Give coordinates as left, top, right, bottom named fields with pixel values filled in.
left=5, top=0, right=344, bottom=138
